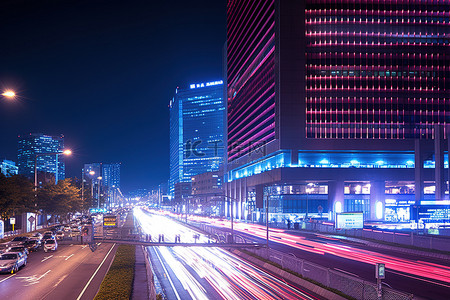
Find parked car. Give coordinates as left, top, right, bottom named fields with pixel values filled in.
left=43, top=239, right=58, bottom=252
left=24, top=240, right=40, bottom=252
left=0, top=243, right=10, bottom=254
left=8, top=246, right=29, bottom=256
left=55, top=231, right=64, bottom=240
left=42, top=231, right=55, bottom=241
left=0, top=252, right=27, bottom=274
left=30, top=232, right=43, bottom=241
left=9, top=236, right=29, bottom=246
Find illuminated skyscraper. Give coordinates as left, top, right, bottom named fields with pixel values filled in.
left=169, top=80, right=225, bottom=196
left=17, top=133, right=65, bottom=181
left=102, top=163, right=121, bottom=189
left=226, top=0, right=449, bottom=223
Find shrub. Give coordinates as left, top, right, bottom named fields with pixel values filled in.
left=94, top=244, right=136, bottom=300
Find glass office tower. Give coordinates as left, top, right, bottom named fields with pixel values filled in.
left=17, top=133, right=65, bottom=181
left=226, top=0, right=450, bottom=222
left=169, top=80, right=225, bottom=196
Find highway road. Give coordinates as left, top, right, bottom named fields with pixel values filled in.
left=188, top=216, right=450, bottom=300
left=0, top=242, right=116, bottom=300
left=135, top=208, right=324, bottom=300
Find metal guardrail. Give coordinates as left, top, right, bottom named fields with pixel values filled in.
left=95, top=238, right=265, bottom=247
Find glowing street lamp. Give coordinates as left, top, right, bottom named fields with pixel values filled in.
left=34, top=149, right=72, bottom=189
left=1, top=90, right=16, bottom=99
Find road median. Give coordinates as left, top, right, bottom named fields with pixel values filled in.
left=94, top=244, right=136, bottom=300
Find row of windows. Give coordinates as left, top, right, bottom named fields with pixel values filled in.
left=308, top=70, right=441, bottom=78
left=307, top=16, right=450, bottom=23
left=306, top=3, right=449, bottom=12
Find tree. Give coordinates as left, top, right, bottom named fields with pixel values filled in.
left=0, top=174, right=35, bottom=220
left=37, top=179, right=82, bottom=223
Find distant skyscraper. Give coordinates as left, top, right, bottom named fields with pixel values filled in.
left=102, top=163, right=121, bottom=189
left=17, top=133, right=65, bottom=181
left=169, top=80, right=225, bottom=196
left=0, top=159, right=18, bottom=177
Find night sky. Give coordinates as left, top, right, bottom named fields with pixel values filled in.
left=0, top=0, right=226, bottom=192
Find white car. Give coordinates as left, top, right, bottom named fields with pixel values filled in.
left=43, top=239, right=58, bottom=252
left=0, top=252, right=27, bottom=274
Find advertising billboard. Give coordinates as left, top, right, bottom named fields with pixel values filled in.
left=336, top=212, right=364, bottom=229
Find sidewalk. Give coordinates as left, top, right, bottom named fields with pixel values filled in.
left=132, top=246, right=149, bottom=300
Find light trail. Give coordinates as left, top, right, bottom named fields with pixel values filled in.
left=188, top=215, right=450, bottom=285
left=135, top=208, right=318, bottom=300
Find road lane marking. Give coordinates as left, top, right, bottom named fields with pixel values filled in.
left=54, top=274, right=68, bottom=287
left=65, top=254, right=74, bottom=261
left=17, top=269, right=51, bottom=286
left=387, top=269, right=450, bottom=288
left=81, top=245, right=88, bottom=249
left=153, top=247, right=182, bottom=300
left=41, top=255, right=53, bottom=262
left=0, top=274, right=16, bottom=283
left=76, top=244, right=116, bottom=300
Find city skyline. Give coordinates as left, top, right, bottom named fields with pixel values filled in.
left=0, top=0, right=225, bottom=192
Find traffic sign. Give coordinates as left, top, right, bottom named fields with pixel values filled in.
left=376, top=263, right=385, bottom=279
left=28, top=216, right=36, bottom=223
left=10, top=218, right=15, bottom=225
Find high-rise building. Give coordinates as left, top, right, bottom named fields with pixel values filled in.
left=0, top=159, right=18, bottom=177
left=102, top=163, right=121, bottom=208
left=83, top=163, right=102, bottom=206
left=17, top=133, right=65, bottom=181
left=169, top=80, right=226, bottom=196
left=226, top=1, right=449, bottom=223
left=102, top=163, right=121, bottom=189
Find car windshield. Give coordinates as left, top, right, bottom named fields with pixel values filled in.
left=12, top=237, right=27, bottom=241
left=10, top=247, right=24, bottom=250
left=0, top=254, right=17, bottom=260
left=46, top=240, right=55, bottom=244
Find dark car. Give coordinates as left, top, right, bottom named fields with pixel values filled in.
left=9, top=236, right=29, bottom=246
left=42, top=233, right=54, bottom=241
left=8, top=246, right=29, bottom=256
left=24, top=240, right=40, bottom=252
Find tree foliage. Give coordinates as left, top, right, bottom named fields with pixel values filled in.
left=37, top=179, right=83, bottom=218
left=0, top=174, right=36, bottom=220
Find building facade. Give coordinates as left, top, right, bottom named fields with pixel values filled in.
left=0, top=159, right=18, bottom=177
left=226, top=0, right=450, bottom=224
left=102, top=163, right=121, bottom=189
left=102, top=163, right=121, bottom=208
left=169, top=80, right=226, bottom=196
left=191, top=171, right=224, bottom=216
left=17, top=133, right=66, bottom=182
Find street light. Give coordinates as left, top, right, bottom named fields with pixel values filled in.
left=34, top=149, right=72, bottom=190
left=305, top=183, right=315, bottom=220
left=1, top=90, right=16, bottom=99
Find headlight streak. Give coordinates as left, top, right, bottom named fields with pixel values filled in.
left=199, top=216, right=450, bottom=285
left=135, top=208, right=317, bottom=300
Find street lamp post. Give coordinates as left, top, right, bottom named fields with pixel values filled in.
left=34, top=149, right=71, bottom=227
left=34, top=149, right=72, bottom=190
left=97, top=176, right=102, bottom=209
left=305, top=183, right=314, bottom=220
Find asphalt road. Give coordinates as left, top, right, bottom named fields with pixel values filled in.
left=135, top=208, right=324, bottom=300
left=0, top=242, right=116, bottom=300
left=203, top=219, right=450, bottom=300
